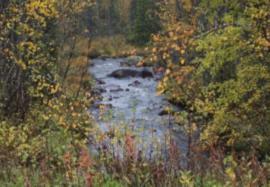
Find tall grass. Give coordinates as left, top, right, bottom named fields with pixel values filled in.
left=1, top=118, right=269, bottom=186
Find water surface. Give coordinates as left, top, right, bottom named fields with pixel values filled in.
left=89, top=58, right=187, bottom=155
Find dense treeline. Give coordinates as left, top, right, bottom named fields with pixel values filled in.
left=0, top=0, right=95, bottom=185
left=89, top=0, right=161, bottom=45
left=0, top=0, right=270, bottom=186
left=149, top=0, right=270, bottom=156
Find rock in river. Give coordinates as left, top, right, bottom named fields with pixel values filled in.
left=108, top=69, right=153, bottom=79
left=106, top=84, right=124, bottom=92
left=95, top=78, right=106, bottom=85
left=128, top=80, right=141, bottom=87
left=110, top=87, right=124, bottom=92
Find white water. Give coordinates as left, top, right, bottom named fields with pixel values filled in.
left=89, top=58, right=187, bottom=154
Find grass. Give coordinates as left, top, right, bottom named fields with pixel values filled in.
left=1, top=117, right=270, bottom=186
left=88, top=34, right=145, bottom=58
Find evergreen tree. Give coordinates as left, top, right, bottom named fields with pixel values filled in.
left=128, top=0, right=161, bottom=45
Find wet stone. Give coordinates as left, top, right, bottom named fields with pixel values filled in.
left=128, top=80, right=141, bottom=87
left=96, top=78, right=106, bottom=85
left=109, top=87, right=124, bottom=92
left=108, top=69, right=153, bottom=79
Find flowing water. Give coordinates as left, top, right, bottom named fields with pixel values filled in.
left=89, top=57, right=187, bottom=155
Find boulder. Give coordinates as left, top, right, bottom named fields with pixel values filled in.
left=110, top=87, right=124, bottom=92
left=105, top=84, right=124, bottom=92
left=158, top=110, right=170, bottom=116
left=108, top=69, right=139, bottom=78
left=141, top=69, right=153, bottom=78
left=93, top=87, right=106, bottom=94
left=108, top=69, right=153, bottom=79
left=128, top=80, right=141, bottom=87
left=95, top=78, right=106, bottom=85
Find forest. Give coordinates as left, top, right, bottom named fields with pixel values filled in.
left=0, top=0, right=270, bottom=186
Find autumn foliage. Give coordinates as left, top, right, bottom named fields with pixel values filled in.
left=148, top=0, right=270, bottom=155
left=0, top=0, right=270, bottom=186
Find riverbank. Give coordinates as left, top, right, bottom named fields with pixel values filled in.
left=87, top=35, right=147, bottom=59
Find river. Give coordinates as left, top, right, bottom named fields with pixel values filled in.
left=89, top=57, right=187, bottom=157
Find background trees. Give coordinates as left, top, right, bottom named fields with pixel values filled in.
left=88, top=0, right=161, bottom=45
left=127, top=0, right=161, bottom=45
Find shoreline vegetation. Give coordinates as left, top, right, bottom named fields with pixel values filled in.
left=1, top=0, right=270, bottom=186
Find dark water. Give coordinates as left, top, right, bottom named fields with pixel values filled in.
left=89, top=57, right=187, bottom=155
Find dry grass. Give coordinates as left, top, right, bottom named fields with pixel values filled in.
left=88, top=35, right=143, bottom=58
